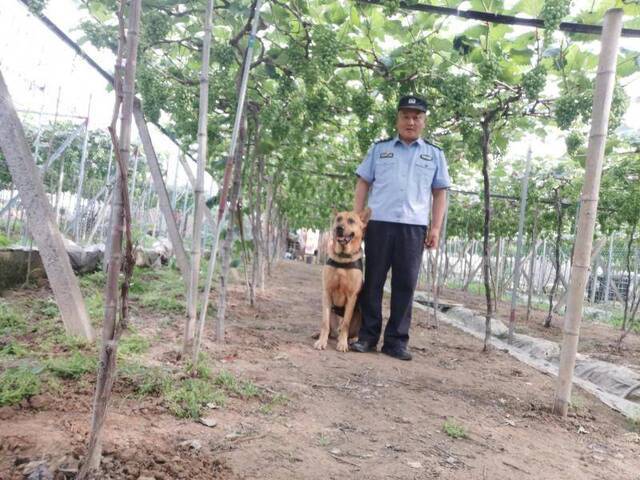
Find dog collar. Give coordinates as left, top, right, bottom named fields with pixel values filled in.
left=326, top=257, right=363, bottom=271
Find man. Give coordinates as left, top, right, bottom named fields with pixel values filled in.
left=351, top=94, right=450, bottom=361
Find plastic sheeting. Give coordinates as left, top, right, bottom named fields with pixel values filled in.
left=412, top=290, right=640, bottom=419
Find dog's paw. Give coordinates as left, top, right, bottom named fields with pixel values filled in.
left=336, top=339, right=349, bottom=352
left=314, top=338, right=327, bottom=350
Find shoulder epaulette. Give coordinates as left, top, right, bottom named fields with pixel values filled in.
left=374, top=137, right=393, bottom=144
left=423, top=138, right=442, bottom=150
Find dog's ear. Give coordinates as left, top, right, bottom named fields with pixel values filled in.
left=331, top=206, right=338, bottom=218
left=359, top=207, right=372, bottom=225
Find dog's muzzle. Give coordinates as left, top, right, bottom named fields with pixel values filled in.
left=335, top=232, right=354, bottom=245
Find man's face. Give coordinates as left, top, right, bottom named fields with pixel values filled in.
left=396, top=108, right=426, bottom=142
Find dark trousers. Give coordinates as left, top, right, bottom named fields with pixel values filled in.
left=358, top=220, right=426, bottom=349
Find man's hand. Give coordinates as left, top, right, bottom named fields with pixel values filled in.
left=424, top=227, right=440, bottom=250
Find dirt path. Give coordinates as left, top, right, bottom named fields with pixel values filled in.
left=2, top=260, right=640, bottom=479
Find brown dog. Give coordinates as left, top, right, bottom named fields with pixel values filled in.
left=314, top=208, right=371, bottom=352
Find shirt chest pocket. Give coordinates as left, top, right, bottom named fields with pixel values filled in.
left=375, top=158, right=395, bottom=182
left=415, top=158, right=436, bottom=188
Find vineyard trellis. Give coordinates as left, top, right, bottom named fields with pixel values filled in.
left=0, top=7, right=639, bottom=477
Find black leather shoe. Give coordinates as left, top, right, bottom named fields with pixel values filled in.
left=381, top=344, right=412, bottom=361
left=350, top=339, right=377, bottom=353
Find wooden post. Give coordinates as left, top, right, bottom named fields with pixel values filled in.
left=133, top=104, right=190, bottom=285
left=0, top=70, right=93, bottom=340
left=553, top=8, right=623, bottom=417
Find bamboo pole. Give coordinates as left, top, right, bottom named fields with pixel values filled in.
left=508, top=147, right=532, bottom=342
left=553, top=8, right=623, bottom=417
left=196, top=0, right=264, bottom=350
left=183, top=0, right=215, bottom=358
left=0, top=70, right=93, bottom=340
left=73, top=96, right=92, bottom=241
left=79, top=0, right=141, bottom=473
left=604, top=235, right=614, bottom=304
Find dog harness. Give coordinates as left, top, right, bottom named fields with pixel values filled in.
left=326, top=257, right=363, bottom=270
left=326, top=256, right=363, bottom=317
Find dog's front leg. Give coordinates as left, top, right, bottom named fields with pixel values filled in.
left=314, top=290, right=332, bottom=350
left=336, top=294, right=358, bottom=352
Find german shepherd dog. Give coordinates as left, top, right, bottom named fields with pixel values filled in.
left=314, top=208, right=371, bottom=352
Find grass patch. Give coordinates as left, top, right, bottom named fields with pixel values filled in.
left=259, top=393, right=289, bottom=414
left=134, top=268, right=185, bottom=314
left=0, top=366, right=41, bottom=406
left=0, top=301, right=27, bottom=335
left=214, top=369, right=260, bottom=399
left=0, top=233, right=12, bottom=247
left=164, top=378, right=226, bottom=419
left=187, top=358, right=213, bottom=380
left=443, top=419, right=467, bottom=439
left=119, top=362, right=171, bottom=397
left=607, top=314, right=640, bottom=334
left=35, top=298, right=59, bottom=319
left=139, top=290, right=184, bottom=314
left=79, top=270, right=106, bottom=290
left=118, top=333, right=150, bottom=358
left=214, top=369, right=237, bottom=390
left=0, top=340, right=29, bottom=358
left=85, top=292, right=104, bottom=325
left=47, top=352, right=96, bottom=379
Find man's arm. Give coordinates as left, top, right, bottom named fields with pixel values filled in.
left=425, top=188, right=447, bottom=249
left=354, top=177, right=370, bottom=212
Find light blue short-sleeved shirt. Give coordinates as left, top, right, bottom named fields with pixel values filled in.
left=355, top=136, right=451, bottom=226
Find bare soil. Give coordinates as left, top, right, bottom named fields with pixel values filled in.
left=2, top=260, right=640, bottom=479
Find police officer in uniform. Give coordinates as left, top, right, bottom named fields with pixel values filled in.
left=351, top=95, right=451, bottom=361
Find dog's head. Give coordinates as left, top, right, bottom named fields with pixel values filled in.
left=329, top=208, right=371, bottom=257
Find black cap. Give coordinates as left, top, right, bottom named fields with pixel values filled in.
left=397, top=95, right=427, bottom=112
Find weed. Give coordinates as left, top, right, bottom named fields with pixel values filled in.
left=119, top=362, right=171, bottom=397
left=79, top=270, right=106, bottom=290
left=185, top=352, right=213, bottom=380
left=443, top=419, right=467, bottom=439
left=140, top=291, right=184, bottom=314
left=118, top=333, right=150, bottom=358
left=85, top=292, right=104, bottom=325
left=238, top=380, right=261, bottom=399
left=0, top=301, right=27, bottom=334
left=317, top=433, right=330, bottom=447
left=627, top=417, right=639, bottom=433
left=259, top=392, right=289, bottom=414
left=0, top=341, right=29, bottom=358
left=163, top=378, right=226, bottom=419
left=0, top=233, right=11, bottom=247
left=213, top=369, right=261, bottom=399
left=47, top=352, right=96, bottom=379
left=570, top=395, right=586, bottom=411
left=214, top=369, right=237, bottom=390
left=0, top=366, right=41, bottom=406
left=37, top=299, right=59, bottom=319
